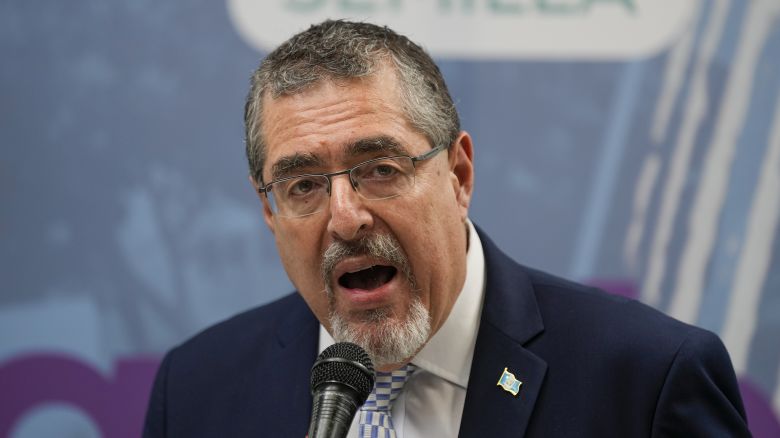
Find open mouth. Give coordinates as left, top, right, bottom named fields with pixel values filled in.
left=338, top=265, right=397, bottom=291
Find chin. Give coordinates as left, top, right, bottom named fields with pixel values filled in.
left=329, top=297, right=431, bottom=368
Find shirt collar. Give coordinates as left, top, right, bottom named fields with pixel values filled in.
left=412, top=220, right=485, bottom=388
left=318, top=220, right=486, bottom=388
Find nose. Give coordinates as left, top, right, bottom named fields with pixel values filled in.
left=326, top=174, right=373, bottom=241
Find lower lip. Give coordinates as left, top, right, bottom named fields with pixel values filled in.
left=336, top=273, right=401, bottom=308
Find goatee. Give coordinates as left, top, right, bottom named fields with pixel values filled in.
left=321, top=233, right=431, bottom=367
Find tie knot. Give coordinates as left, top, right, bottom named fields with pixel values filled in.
left=362, top=364, right=417, bottom=412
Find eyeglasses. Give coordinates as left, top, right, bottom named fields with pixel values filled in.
left=258, top=143, right=448, bottom=218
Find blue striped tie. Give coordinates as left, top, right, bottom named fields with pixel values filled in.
left=358, top=364, right=416, bottom=438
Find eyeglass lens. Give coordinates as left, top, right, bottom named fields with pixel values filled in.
left=268, top=156, right=416, bottom=217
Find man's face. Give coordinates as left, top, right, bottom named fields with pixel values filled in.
left=255, top=67, right=474, bottom=370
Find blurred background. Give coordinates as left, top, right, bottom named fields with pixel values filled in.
left=1, top=1, right=778, bottom=436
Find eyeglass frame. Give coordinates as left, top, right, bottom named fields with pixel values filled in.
left=257, top=142, right=449, bottom=215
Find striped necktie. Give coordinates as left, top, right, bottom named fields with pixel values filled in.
left=358, top=364, right=416, bottom=438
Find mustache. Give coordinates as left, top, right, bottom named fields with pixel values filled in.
left=321, top=233, right=414, bottom=292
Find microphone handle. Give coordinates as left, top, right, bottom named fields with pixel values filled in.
left=308, top=383, right=362, bottom=438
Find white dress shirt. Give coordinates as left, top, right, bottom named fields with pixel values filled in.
left=319, top=220, right=486, bottom=437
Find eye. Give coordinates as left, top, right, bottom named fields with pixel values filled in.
left=286, top=177, right=326, bottom=197
left=363, top=161, right=401, bottom=179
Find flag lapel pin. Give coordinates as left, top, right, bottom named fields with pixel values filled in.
left=497, top=367, right=522, bottom=396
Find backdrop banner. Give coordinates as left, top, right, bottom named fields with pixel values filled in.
left=1, top=1, right=779, bottom=436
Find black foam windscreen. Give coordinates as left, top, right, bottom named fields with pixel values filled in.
left=310, top=342, right=375, bottom=400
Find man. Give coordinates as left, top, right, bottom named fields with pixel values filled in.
left=144, top=20, right=750, bottom=437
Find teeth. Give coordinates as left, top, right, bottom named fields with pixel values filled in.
left=347, top=264, right=375, bottom=274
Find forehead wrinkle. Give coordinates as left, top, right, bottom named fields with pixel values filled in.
left=274, top=83, right=392, bottom=128
left=270, top=152, right=324, bottom=181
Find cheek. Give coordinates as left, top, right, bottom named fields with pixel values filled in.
left=274, top=226, right=332, bottom=321
left=274, top=226, right=322, bottom=286
left=392, top=185, right=461, bottom=281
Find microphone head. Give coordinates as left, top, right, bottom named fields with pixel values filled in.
left=310, top=342, right=375, bottom=401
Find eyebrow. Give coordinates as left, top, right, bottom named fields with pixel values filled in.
left=270, top=152, right=324, bottom=181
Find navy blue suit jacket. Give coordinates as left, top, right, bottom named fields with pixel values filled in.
left=144, top=230, right=750, bottom=437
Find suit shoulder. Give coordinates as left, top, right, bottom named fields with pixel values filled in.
left=524, top=266, right=715, bottom=353
left=188, top=292, right=302, bottom=341
left=147, top=294, right=318, bottom=436
left=169, top=292, right=310, bottom=366
left=478, top=227, right=711, bottom=351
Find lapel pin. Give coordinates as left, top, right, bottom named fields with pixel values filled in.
left=497, top=367, right=522, bottom=396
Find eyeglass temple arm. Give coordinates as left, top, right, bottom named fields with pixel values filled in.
left=411, top=143, right=448, bottom=163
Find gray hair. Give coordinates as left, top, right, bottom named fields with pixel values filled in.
left=244, top=20, right=460, bottom=183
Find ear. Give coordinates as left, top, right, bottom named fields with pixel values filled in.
left=249, top=174, right=277, bottom=235
left=447, top=131, right=474, bottom=222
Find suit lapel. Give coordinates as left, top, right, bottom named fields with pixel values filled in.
left=459, top=229, right=548, bottom=437
left=266, top=294, right=319, bottom=437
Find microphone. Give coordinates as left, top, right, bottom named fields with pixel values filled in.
left=308, top=342, right=375, bottom=438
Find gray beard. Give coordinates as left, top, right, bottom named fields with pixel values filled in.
left=329, top=296, right=430, bottom=367
left=322, top=234, right=431, bottom=368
